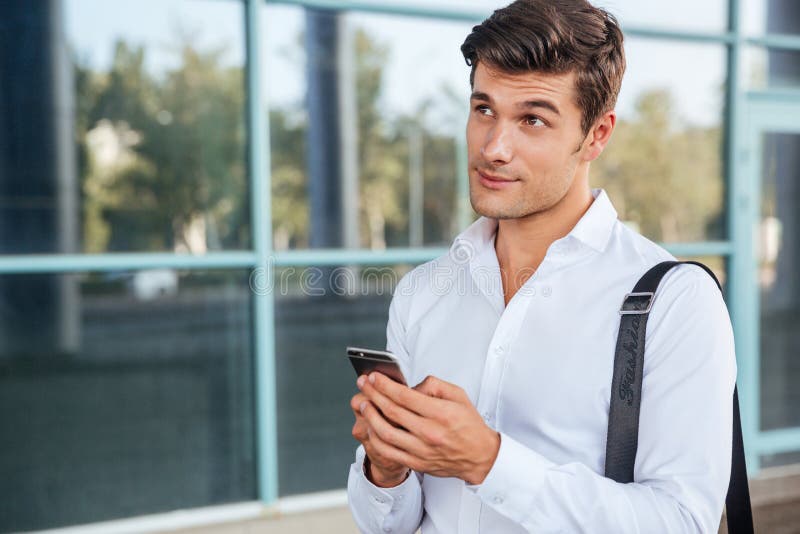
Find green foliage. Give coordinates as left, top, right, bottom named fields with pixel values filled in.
left=74, top=27, right=722, bottom=254
left=593, top=89, right=724, bottom=242
left=75, top=39, right=247, bottom=253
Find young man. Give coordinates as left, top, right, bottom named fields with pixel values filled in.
left=347, top=1, right=736, bottom=532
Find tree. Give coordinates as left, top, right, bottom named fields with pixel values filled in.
left=76, top=39, right=247, bottom=253
left=592, top=89, right=723, bottom=242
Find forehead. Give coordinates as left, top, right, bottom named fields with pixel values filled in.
left=472, top=63, right=578, bottom=110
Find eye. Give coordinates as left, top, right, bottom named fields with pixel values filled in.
left=525, top=115, right=545, bottom=127
left=474, top=104, right=494, bottom=117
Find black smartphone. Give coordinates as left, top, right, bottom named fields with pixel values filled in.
left=346, top=346, right=407, bottom=386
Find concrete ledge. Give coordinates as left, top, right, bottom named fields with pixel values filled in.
left=37, top=466, right=800, bottom=534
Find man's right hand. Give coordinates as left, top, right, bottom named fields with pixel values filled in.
left=351, top=383, right=410, bottom=488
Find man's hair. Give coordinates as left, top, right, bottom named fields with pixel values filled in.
left=460, top=0, right=625, bottom=135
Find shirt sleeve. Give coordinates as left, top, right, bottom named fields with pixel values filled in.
left=347, top=270, right=425, bottom=533
left=466, top=264, right=738, bottom=533
left=347, top=445, right=424, bottom=534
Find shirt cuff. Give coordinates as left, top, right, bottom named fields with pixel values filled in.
left=352, top=446, right=417, bottom=510
left=465, top=432, right=555, bottom=524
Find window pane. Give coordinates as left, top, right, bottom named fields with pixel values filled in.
left=0, top=269, right=255, bottom=531
left=743, top=0, right=800, bottom=35
left=592, top=39, right=727, bottom=243
left=273, top=264, right=412, bottom=495
left=743, top=47, right=800, bottom=89
left=758, top=132, right=800, bottom=432
left=0, top=0, right=249, bottom=255
left=427, top=0, right=728, bottom=32
left=264, top=6, right=472, bottom=250
left=760, top=450, right=800, bottom=469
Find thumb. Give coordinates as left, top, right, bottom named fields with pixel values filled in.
left=414, top=375, right=465, bottom=402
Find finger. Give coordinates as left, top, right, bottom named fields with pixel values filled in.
left=364, top=419, right=425, bottom=473
left=360, top=377, right=428, bottom=430
left=351, top=418, right=369, bottom=442
left=367, top=372, right=448, bottom=419
left=360, top=384, right=448, bottom=448
left=414, top=375, right=468, bottom=403
left=350, top=392, right=368, bottom=415
left=361, top=400, right=430, bottom=458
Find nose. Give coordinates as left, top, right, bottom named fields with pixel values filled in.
left=481, top=122, right=513, bottom=164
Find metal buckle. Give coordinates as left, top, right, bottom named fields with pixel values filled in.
left=619, top=292, right=655, bottom=315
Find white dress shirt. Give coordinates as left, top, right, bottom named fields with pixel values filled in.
left=347, top=188, right=737, bottom=534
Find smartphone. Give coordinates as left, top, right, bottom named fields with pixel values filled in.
left=346, top=346, right=407, bottom=386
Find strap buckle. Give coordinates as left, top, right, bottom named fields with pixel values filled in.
left=619, top=292, right=655, bottom=315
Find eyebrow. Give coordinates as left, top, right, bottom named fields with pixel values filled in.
left=470, top=91, right=561, bottom=116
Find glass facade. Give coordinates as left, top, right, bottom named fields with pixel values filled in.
left=0, top=270, right=255, bottom=531
left=1, top=0, right=800, bottom=530
left=274, top=264, right=413, bottom=495
left=593, top=38, right=727, bottom=243
left=758, top=133, right=800, bottom=431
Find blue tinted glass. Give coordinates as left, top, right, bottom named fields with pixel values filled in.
left=0, top=269, right=256, bottom=531
left=0, top=0, right=249, bottom=254
left=264, top=6, right=471, bottom=250
left=273, top=264, right=411, bottom=495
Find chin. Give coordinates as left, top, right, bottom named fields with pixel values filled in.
left=471, top=196, right=526, bottom=220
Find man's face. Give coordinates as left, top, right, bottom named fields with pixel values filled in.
left=466, top=62, right=589, bottom=220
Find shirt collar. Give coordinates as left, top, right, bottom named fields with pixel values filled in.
left=567, top=188, right=618, bottom=253
left=449, top=188, right=619, bottom=262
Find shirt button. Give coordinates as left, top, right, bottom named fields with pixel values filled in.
left=494, top=345, right=505, bottom=356
left=493, top=494, right=505, bottom=504
left=482, top=411, right=491, bottom=422
left=542, top=285, right=552, bottom=297
left=383, top=528, right=392, bottom=533
left=373, top=496, right=386, bottom=503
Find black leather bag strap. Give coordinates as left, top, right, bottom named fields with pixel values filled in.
left=605, top=260, right=754, bottom=533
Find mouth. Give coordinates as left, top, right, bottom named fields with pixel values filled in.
left=477, top=169, right=519, bottom=190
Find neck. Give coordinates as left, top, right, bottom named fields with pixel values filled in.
left=494, top=168, right=593, bottom=277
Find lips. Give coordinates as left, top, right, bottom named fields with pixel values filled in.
left=477, top=170, right=518, bottom=190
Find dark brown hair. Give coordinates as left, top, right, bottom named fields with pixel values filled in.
left=461, top=0, right=626, bottom=135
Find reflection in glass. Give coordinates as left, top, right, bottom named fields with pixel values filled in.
left=265, top=6, right=472, bottom=250
left=423, top=0, right=727, bottom=32
left=0, top=270, right=255, bottom=531
left=759, top=133, right=800, bottom=433
left=593, top=39, right=726, bottom=243
left=743, top=47, right=800, bottom=89
left=761, top=450, right=800, bottom=469
left=0, top=0, right=249, bottom=255
left=743, top=0, right=800, bottom=35
left=274, top=264, right=413, bottom=495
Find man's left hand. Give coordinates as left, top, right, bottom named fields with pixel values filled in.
left=356, top=372, right=501, bottom=485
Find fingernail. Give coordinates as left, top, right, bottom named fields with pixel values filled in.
left=359, top=401, right=366, bottom=413
left=368, top=373, right=376, bottom=384
left=357, top=375, right=366, bottom=388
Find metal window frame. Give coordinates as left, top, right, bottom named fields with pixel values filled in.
left=4, top=0, right=800, bottom=510
left=734, top=93, right=800, bottom=473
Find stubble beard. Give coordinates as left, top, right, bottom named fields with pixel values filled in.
left=469, top=161, right=580, bottom=221
left=468, top=135, right=587, bottom=221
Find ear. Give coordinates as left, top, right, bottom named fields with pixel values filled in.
left=581, top=110, right=616, bottom=163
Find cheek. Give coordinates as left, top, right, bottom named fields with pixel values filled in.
left=465, top=118, right=483, bottom=154
left=519, top=131, right=576, bottom=168
left=517, top=137, right=559, bottom=171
